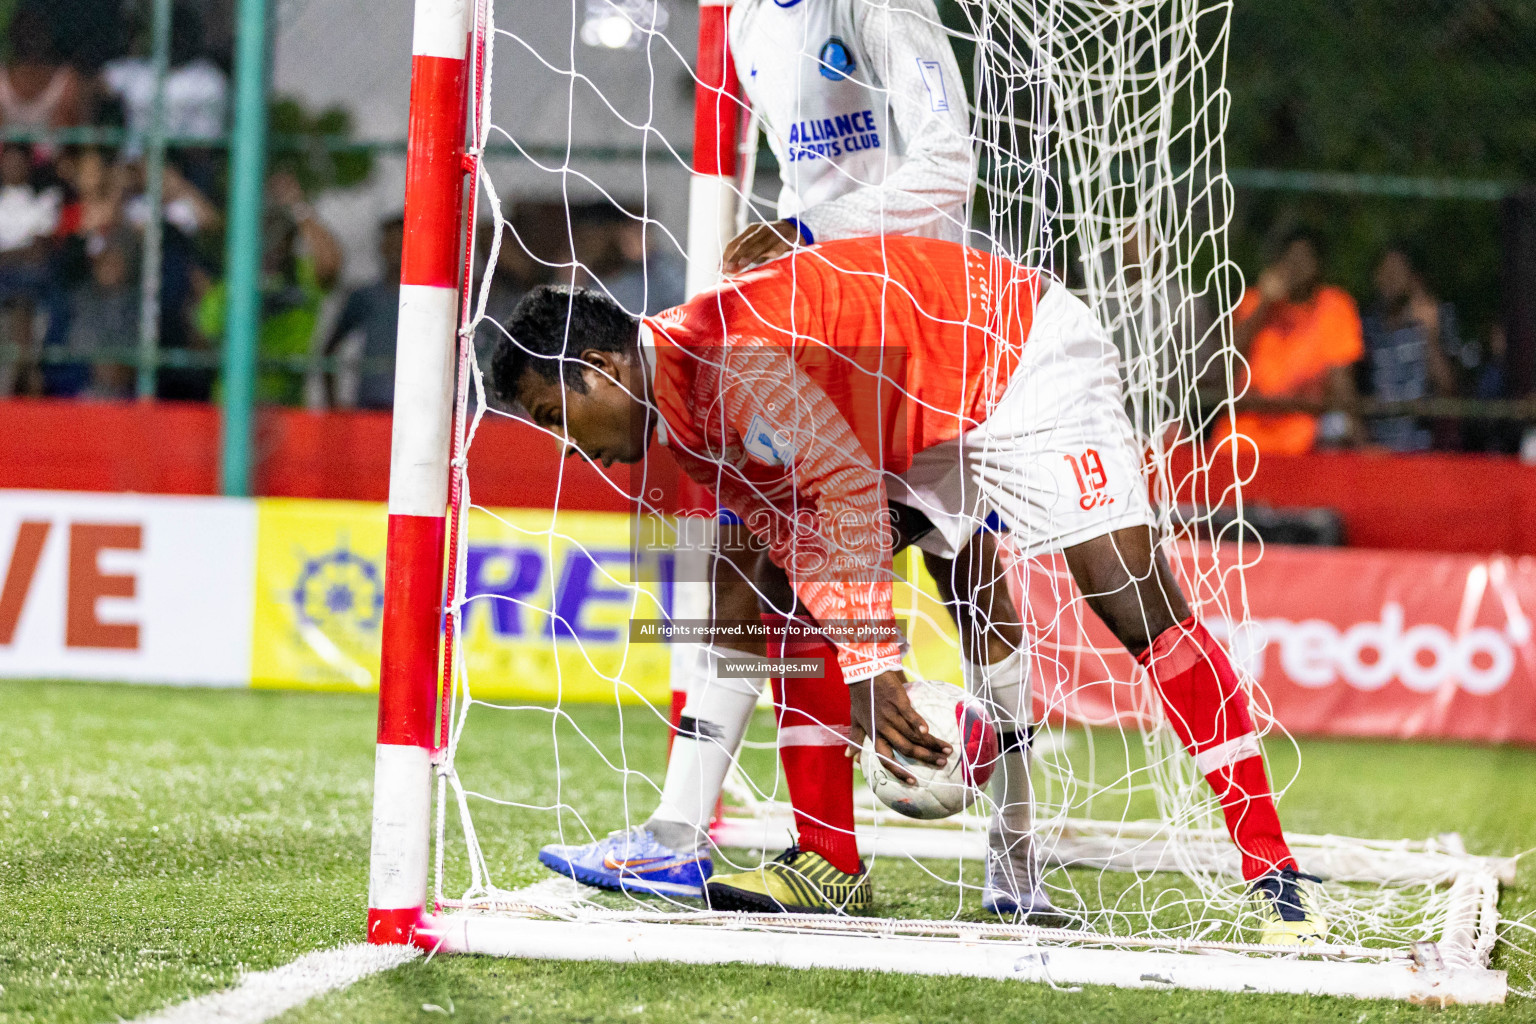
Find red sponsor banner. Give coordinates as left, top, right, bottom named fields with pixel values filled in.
left=1012, top=545, right=1536, bottom=746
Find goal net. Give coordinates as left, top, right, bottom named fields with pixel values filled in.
left=371, top=0, right=1516, bottom=1003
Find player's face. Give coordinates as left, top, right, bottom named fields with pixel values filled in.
left=517, top=352, right=650, bottom=466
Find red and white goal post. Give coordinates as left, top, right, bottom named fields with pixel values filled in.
left=366, top=0, right=469, bottom=949
left=364, top=0, right=1515, bottom=1004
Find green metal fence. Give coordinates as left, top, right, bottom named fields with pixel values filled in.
left=0, top=16, right=1527, bottom=495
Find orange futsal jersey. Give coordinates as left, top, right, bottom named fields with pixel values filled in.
left=643, top=236, right=1041, bottom=680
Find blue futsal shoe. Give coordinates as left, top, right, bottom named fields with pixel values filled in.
left=538, top=826, right=713, bottom=898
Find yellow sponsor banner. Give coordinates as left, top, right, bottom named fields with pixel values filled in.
left=252, top=497, right=387, bottom=692
left=251, top=497, right=961, bottom=701
left=894, top=546, right=965, bottom=689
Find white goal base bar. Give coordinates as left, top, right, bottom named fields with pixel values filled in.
left=418, top=910, right=1507, bottom=1005
left=419, top=808, right=1510, bottom=1006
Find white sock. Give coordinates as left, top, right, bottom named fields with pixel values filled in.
left=965, top=649, right=1038, bottom=888
left=962, top=647, right=1029, bottom=727
left=648, top=646, right=763, bottom=852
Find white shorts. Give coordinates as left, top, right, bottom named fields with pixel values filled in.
left=886, top=283, right=1154, bottom=560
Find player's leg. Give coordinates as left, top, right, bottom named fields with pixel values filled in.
left=538, top=520, right=764, bottom=897
left=647, top=521, right=765, bottom=852
left=1063, top=526, right=1290, bottom=874
left=922, top=535, right=1054, bottom=917
left=704, top=551, right=871, bottom=914
left=967, top=281, right=1322, bottom=943
left=1062, top=526, right=1323, bottom=943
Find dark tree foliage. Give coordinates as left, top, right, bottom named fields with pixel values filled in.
left=1224, top=0, right=1535, bottom=331
left=1228, top=0, right=1534, bottom=180
left=931, top=0, right=1530, bottom=335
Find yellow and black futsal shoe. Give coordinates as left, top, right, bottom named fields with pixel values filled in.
left=705, top=846, right=872, bottom=915
left=1252, top=867, right=1328, bottom=946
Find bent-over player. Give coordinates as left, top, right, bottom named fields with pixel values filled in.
left=497, top=236, right=1325, bottom=945
left=541, top=0, right=1047, bottom=919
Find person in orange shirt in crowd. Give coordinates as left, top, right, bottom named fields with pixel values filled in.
left=1223, top=232, right=1363, bottom=455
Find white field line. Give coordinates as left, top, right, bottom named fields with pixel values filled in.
left=123, top=943, right=420, bottom=1024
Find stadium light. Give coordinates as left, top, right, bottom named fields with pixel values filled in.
left=580, top=0, right=667, bottom=50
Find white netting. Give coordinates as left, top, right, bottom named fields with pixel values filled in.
left=422, top=0, right=1513, bottom=990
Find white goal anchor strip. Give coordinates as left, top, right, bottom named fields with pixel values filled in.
left=364, top=0, right=1522, bottom=1006
left=124, top=944, right=421, bottom=1024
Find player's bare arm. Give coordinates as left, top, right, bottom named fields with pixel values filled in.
left=752, top=540, right=949, bottom=784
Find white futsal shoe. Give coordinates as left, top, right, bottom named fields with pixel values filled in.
left=982, top=811, right=1058, bottom=917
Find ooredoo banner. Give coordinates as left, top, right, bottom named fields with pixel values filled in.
left=1016, top=546, right=1536, bottom=745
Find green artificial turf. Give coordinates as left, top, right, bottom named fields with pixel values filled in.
left=0, top=679, right=1531, bottom=1024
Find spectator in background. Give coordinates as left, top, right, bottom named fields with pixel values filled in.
left=1361, top=247, right=1459, bottom=452
left=1224, top=231, right=1363, bottom=454
left=0, top=142, right=62, bottom=395
left=599, top=215, right=685, bottom=317
left=571, top=206, right=631, bottom=300
left=128, top=156, right=221, bottom=401
left=478, top=207, right=563, bottom=379
left=63, top=223, right=138, bottom=399
left=54, top=146, right=133, bottom=398
left=0, top=7, right=86, bottom=133
left=43, top=146, right=220, bottom=399
left=1461, top=324, right=1512, bottom=454
left=17, top=0, right=126, bottom=77
left=195, top=170, right=341, bottom=405
left=482, top=206, right=564, bottom=324
left=102, top=4, right=227, bottom=143
left=101, top=2, right=227, bottom=192
left=323, top=213, right=403, bottom=410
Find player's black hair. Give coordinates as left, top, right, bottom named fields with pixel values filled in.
left=491, top=284, right=640, bottom=404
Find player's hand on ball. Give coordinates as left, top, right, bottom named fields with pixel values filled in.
left=722, top=219, right=803, bottom=273
left=848, top=669, right=952, bottom=786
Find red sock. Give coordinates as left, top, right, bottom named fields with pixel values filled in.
left=764, top=613, right=862, bottom=875
left=1138, top=616, right=1296, bottom=881
left=666, top=688, right=687, bottom=755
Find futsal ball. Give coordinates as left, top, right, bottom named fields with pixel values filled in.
left=859, top=679, right=999, bottom=820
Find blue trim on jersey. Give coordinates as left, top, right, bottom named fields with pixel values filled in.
left=772, top=0, right=803, bottom=6
left=817, top=36, right=857, bottom=80
left=785, top=216, right=813, bottom=245
left=980, top=510, right=1009, bottom=534
left=717, top=508, right=744, bottom=526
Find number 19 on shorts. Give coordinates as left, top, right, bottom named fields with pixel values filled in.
left=1064, top=448, right=1114, bottom=511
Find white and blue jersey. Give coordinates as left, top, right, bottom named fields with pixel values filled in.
left=729, top=0, right=974, bottom=244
